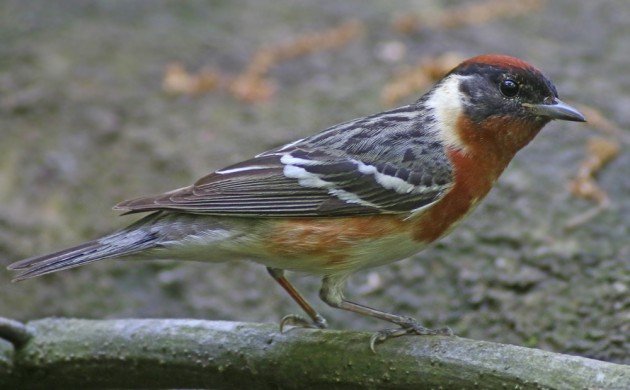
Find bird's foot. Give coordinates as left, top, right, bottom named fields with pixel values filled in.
left=369, top=317, right=453, bottom=352
left=279, top=314, right=328, bottom=333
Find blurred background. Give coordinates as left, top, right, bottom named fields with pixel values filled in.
left=0, top=0, right=627, bottom=363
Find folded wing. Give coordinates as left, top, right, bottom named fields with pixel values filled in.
left=114, top=147, right=452, bottom=217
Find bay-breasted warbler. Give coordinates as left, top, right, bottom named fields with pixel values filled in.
left=9, top=54, right=586, bottom=348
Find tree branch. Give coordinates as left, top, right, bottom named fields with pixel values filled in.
left=0, top=318, right=628, bottom=388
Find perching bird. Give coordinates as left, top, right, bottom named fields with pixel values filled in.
left=8, top=54, right=585, bottom=349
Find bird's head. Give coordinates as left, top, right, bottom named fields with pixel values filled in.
left=426, top=54, right=585, bottom=158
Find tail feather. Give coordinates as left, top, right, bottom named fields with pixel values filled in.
left=8, top=240, right=100, bottom=270
left=8, top=230, right=160, bottom=282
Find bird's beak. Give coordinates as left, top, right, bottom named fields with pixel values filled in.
left=523, top=99, right=586, bottom=122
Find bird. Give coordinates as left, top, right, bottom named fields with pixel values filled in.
left=8, top=54, right=586, bottom=350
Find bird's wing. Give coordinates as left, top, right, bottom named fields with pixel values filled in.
left=114, top=148, right=452, bottom=217
left=115, top=104, right=454, bottom=217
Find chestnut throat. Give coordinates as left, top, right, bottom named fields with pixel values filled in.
left=411, top=115, right=545, bottom=243
left=457, top=115, right=546, bottom=171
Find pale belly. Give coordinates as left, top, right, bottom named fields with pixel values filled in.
left=140, top=214, right=429, bottom=275
left=250, top=232, right=428, bottom=275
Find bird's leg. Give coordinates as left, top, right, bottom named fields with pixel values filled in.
left=266, top=267, right=328, bottom=332
left=319, top=275, right=453, bottom=351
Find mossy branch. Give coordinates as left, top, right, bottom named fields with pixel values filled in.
left=0, top=317, right=628, bottom=388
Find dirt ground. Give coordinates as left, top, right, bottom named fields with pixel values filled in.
left=0, top=1, right=628, bottom=363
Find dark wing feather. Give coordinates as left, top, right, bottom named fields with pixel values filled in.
left=115, top=104, right=454, bottom=217
left=114, top=149, right=451, bottom=217
left=115, top=153, right=372, bottom=216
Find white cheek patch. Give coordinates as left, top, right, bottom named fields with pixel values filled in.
left=426, top=75, right=471, bottom=151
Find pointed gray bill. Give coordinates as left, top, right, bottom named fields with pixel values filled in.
left=523, top=99, right=586, bottom=122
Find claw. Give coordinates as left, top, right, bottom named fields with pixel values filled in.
left=279, top=314, right=328, bottom=333
left=312, top=314, right=328, bottom=329
left=369, top=321, right=455, bottom=352
left=370, top=328, right=409, bottom=352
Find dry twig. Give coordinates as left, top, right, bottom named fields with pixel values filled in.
left=566, top=137, right=621, bottom=229
left=162, top=63, right=224, bottom=96
left=564, top=103, right=625, bottom=229
left=573, top=103, right=629, bottom=143
left=393, top=0, right=545, bottom=34
left=163, top=20, right=364, bottom=103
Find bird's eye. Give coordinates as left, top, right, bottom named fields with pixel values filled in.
left=500, top=79, right=519, bottom=97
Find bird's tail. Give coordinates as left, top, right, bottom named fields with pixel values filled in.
left=7, top=217, right=161, bottom=282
